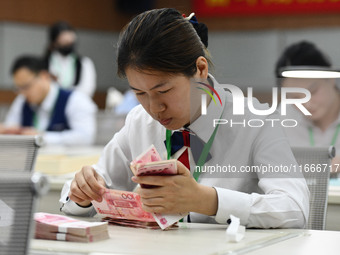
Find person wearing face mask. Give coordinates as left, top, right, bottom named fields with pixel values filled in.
left=275, top=41, right=340, bottom=175
left=43, top=21, right=96, bottom=97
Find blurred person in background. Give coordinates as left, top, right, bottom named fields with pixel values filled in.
left=276, top=41, right=340, bottom=175
left=114, top=89, right=139, bottom=115
left=43, top=21, right=96, bottom=97
left=2, top=55, right=97, bottom=146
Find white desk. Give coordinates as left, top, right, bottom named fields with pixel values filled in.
left=30, top=222, right=340, bottom=255
left=34, top=146, right=340, bottom=230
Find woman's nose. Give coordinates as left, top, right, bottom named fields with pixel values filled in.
left=149, top=98, right=166, bottom=114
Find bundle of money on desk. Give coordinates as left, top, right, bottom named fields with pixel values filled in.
left=92, top=145, right=187, bottom=230
left=34, top=212, right=109, bottom=242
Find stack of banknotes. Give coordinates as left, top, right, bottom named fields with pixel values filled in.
left=92, top=145, right=188, bottom=230
left=34, top=212, right=109, bottom=242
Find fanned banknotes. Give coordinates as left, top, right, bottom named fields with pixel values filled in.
left=130, top=144, right=177, bottom=177
left=92, top=187, right=179, bottom=230
left=130, top=145, right=188, bottom=229
left=92, top=189, right=155, bottom=222
left=93, top=145, right=187, bottom=230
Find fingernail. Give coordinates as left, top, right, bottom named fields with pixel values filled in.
left=131, top=176, right=137, bottom=182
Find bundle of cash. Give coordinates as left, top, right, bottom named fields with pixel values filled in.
left=93, top=145, right=187, bottom=230
left=92, top=189, right=155, bottom=222
left=130, top=145, right=177, bottom=188
left=102, top=218, right=177, bottom=230
left=34, top=212, right=109, bottom=242
left=130, top=145, right=177, bottom=176
left=92, top=188, right=178, bottom=230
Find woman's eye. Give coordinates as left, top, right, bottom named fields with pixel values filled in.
left=136, top=92, right=146, bottom=96
left=159, top=89, right=171, bottom=94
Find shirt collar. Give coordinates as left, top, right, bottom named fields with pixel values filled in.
left=39, top=82, right=59, bottom=113
left=189, top=74, right=226, bottom=143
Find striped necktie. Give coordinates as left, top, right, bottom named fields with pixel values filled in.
left=165, top=130, right=212, bottom=169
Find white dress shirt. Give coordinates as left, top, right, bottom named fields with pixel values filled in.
left=5, top=83, right=97, bottom=145
left=49, top=52, right=96, bottom=97
left=60, top=75, right=309, bottom=228
left=282, top=105, right=340, bottom=153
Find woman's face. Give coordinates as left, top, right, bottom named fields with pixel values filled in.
left=56, top=30, right=76, bottom=47
left=282, top=78, right=338, bottom=122
left=126, top=69, right=191, bottom=130
left=126, top=58, right=208, bottom=130
left=13, top=68, right=50, bottom=105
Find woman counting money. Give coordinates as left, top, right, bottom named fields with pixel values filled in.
left=60, top=8, right=309, bottom=228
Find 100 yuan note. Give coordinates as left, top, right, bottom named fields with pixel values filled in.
left=130, top=145, right=162, bottom=175
left=136, top=159, right=177, bottom=176
left=92, top=189, right=155, bottom=222
left=130, top=145, right=189, bottom=229
left=153, top=212, right=188, bottom=230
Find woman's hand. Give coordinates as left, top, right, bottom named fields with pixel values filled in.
left=69, top=166, right=106, bottom=207
left=132, top=161, right=218, bottom=215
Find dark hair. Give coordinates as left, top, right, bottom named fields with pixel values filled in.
left=275, top=41, right=331, bottom=78
left=187, top=14, right=208, bottom=48
left=11, top=56, right=47, bottom=75
left=49, top=21, right=75, bottom=44
left=117, top=8, right=211, bottom=78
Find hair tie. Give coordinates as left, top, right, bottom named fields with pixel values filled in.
left=183, top=12, right=198, bottom=25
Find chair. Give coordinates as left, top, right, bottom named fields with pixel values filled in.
left=0, top=135, right=43, bottom=171
left=0, top=171, right=49, bottom=255
left=291, top=146, right=335, bottom=230
left=95, top=110, right=126, bottom=145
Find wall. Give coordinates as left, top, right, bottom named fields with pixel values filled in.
left=2, top=0, right=340, bottom=105
left=1, top=21, right=340, bottom=95
left=0, top=22, right=125, bottom=92
left=209, top=28, right=340, bottom=93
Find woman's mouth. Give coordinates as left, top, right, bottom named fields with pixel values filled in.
left=159, top=118, right=172, bottom=126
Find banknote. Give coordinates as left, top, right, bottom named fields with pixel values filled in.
left=94, top=145, right=186, bottom=230
left=130, top=145, right=187, bottom=229
left=130, top=145, right=178, bottom=188
left=153, top=212, right=188, bottom=230
left=134, top=159, right=177, bottom=176
left=34, top=212, right=108, bottom=236
left=92, top=189, right=156, bottom=222
left=102, top=217, right=178, bottom=230
left=130, top=144, right=162, bottom=175
left=34, top=212, right=109, bottom=242
left=35, top=230, right=109, bottom=243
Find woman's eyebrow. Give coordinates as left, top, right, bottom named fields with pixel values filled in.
left=129, top=82, right=167, bottom=91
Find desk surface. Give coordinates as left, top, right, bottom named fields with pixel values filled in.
left=30, top=222, right=340, bottom=255
left=35, top=146, right=103, bottom=176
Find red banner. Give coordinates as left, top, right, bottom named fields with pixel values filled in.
left=193, top=0, right=340, bottom=17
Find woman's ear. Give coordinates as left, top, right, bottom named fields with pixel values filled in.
left=194, top=56, right=208, bottom=79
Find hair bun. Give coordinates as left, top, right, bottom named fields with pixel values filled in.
left=184, top=13, right=208, bottom=48
left=194, top=23, right=208, bottom=48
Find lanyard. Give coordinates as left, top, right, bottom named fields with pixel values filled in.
left=33, top=112, right=39, bottom=129
left=308, top=124, right=340, bottom=146
left=165, top=108, right=224, bottom=181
